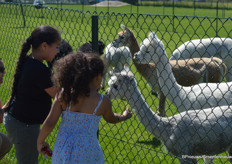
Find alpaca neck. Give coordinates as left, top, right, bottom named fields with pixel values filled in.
left=128, top=33, right=155, bottom=80
left=155, top=49, right=183, bottom=106
left=127, top=34, right=140, bottom=58
left=126, top=82, right=169, bottom=140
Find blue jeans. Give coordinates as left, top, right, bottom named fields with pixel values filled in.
left=3, top=113, right=40, bottom=164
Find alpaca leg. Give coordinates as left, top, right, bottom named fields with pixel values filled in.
left=157, top=92, right=166, bottom=117
left=204, top=158, right=213, bottom=164
left=228, top=147, right=232, bottom=163
left=203, top=69, right=209, bottom=83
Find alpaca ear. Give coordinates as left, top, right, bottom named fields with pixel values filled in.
left=109, top=71, right=115, bottom=76
left=148, top=32, right=157, bottom=40
left=121, top=24, right=126, bottom=30
left=112, top=72, right=121, bottom=77
left=124, top=65, right=134, bottom=77
left=124, top=65, right=130, bottom=72
left=129, top=76, right=137, bottom=86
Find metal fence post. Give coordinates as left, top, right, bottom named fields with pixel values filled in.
left=92, top=16, right=99, bottom=140
left=20, top=0, right=26, bottom=27
left=216, top=0, right=218, bottom=37
left=172, top=0, right=175, bottom=32
left=92, top=15, right=99, bottom=54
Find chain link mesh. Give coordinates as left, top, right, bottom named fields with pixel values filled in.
left=0, top=2, right=232, bottom=164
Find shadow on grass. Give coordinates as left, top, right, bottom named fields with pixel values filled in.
left=136, top=137, right=161, bottom=149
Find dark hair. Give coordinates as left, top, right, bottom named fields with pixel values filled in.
left=7, top=25, right=61, bottom=110
left=52, top=51, right=105, bottom=105
left=47, top=39, right=73, bottom=69
left=79, top=41, right=105, bottom=56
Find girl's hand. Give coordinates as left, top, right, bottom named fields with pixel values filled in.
left=122, top=107, right=133, bottom=120
left=37, top=142, right=52, bottom=156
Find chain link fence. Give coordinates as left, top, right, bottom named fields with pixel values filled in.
left=0, top=2, right=232, bottom=164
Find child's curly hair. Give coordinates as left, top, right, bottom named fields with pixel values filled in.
left=53, top=51, right=105, bottom=105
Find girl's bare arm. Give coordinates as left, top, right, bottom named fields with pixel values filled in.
left=37, top=94, right=62, bottom=154
left=102, top=96, right=132, bottom=124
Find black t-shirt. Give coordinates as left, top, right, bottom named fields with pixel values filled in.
left=9, top=57, right=53, bottom=124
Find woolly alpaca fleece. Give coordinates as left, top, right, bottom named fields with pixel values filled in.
left=106, top=69, right=232, bottom=164
left=101, top=42, right=131, bottom=89
left=112, top=25, right=227, bottom=116
left=170, top=37, right=232, bottom=81
left=134, top=32, right=232, bottom=113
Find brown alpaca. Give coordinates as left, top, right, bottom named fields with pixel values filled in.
left=112, top=24, right=227, bottom=116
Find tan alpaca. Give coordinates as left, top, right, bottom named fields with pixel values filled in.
left=134, top=32, right=232, bottom=113
left=113, top=24, right=227, bottom=116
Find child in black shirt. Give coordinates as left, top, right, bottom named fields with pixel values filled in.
left=3, top=25, right=61, bottom=164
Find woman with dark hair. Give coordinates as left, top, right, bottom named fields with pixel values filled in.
left=0, top=58, right=12, bottom=160
left=3, top=25, right=61, bottom=164
left=37, top=52, right=132, bottom=163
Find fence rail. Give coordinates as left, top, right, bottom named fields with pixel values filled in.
left=0, top=3, right=232, bottom=164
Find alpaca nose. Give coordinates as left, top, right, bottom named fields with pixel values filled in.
left=134, top=53, right=139, bottom=61
left=112, top=40, right=119, bottom=48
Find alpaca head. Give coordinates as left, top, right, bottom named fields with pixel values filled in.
left=112, top=24, right=133, bottom=48
left=105, top=67, right=136, bottom=100
left=134, top=32, right=165, bottom=64
left=79, top=40, right=106, bottom=56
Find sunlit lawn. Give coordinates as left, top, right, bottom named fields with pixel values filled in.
left=0, top=3, right=231, bottom=163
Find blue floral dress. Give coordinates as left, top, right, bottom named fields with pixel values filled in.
left=52, top=94, right=104, bottom=164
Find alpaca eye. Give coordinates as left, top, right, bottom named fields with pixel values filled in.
left=113, top=84, right=118, bottom=90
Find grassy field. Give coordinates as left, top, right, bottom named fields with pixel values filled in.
left=140, top=1, right=232, bottom=10
left=49, top=3, right=232, bottom=17
left=0, top=3, right=232, bottom=164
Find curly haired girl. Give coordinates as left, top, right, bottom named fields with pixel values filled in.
left=37, top=52, right=132, bottom=163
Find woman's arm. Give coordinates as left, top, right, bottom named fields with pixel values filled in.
left=2, top=97, right=11, bottom=110
left=37, top=94, right=62, bottom=154
left=102, top=96, right=132, bottom=124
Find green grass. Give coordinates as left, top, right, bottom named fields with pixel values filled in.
left=47, top=3, right=232, bottom=18
left=0, top=3, right=232, bottom=164
left=140, top=1, right=232, bottom=10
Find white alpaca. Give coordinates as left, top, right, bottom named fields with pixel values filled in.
left=112, top=24, right=227, bottom=116
left=101, top=42, right=131, bottom=89
left=134, top=32, right=232, bottom=113
left=170, top=37, right=232, bottom=81
left=105, top=69, right=232, bottom=164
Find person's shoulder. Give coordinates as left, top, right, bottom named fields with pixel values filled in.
left=101, top=95, right=112, bottom=109
left=26, top=58, right=48, bottom=69
left=32, top=59, right=50, bottom=73
left=24, top=58, right=51, bottom=80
